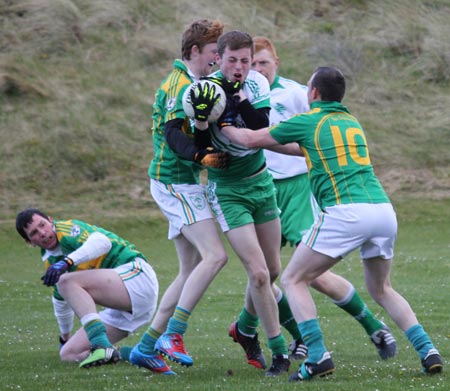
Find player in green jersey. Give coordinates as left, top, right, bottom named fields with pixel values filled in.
left=130, top=19, right=229, bottom=375
left=249, top=36, right=397, bottom=361
left=193, top=31, right=293, bottom=377
left=220, top=66, right=443, bottom=381
left=15, top=208, right=159, bottom=369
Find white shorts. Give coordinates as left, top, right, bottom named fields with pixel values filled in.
left=302, top=203, right=397, bottom=260
left=150, top=178, right=214, bottom=240
left=100, top=258, right=159, bottom=333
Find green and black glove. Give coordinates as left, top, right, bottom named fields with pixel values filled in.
left=190, top=82, right=221, bottom=121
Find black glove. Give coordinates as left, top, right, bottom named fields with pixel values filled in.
left=218, top=94, right=241, bottom=128
left=194, top=147, right=230, bottom=169
left=201, top=76, right=241, bottom=95
left=190, top=81, right=221, bottom=121
left=41, top=257, right=74, bottom=286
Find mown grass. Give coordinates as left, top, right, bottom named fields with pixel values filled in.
left=0, top=198, right=448, bottom=391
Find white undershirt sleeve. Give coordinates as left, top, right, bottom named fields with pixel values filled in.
left=52, top=296, right=74, bottom=334
left=67, top=231, right=112, bottom=265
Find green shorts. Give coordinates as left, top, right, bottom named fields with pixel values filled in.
left=206, top=169, right=280, bottom=232
left=274, top=173, right=317, bottom=247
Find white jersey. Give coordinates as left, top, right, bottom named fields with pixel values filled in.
left=210, top=69, right=271, bottom=157
left=265, top=75, right=309, bottom=179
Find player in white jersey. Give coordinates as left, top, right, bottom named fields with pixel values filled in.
left=251, top=36, right=397, bottom=361
left=193, top=31, right=292, bottom=377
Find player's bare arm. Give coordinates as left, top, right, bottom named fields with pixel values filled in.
left=221, top=125, right=302, bottom=156
left=265, top=142, right=303, bottom=156
left=221, top=125, right=274, bottom=148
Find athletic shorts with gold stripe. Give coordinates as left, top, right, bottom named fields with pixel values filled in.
left=150, top=178, right=213, bottom=240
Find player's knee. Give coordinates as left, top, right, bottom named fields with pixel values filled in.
left=248, top=268, right=270, bottom=289
left=280, top=269, right=295, bottom=291
left=209, top=249, right=228, bottom=268
left=55, top=273, right=72, bottom=296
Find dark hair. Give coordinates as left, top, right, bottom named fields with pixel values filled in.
left=16, top=208, right=50, bottom=240
left=181, top=19, right=224, bottom=60
left=217, top=30, right=253, bottom=57
left=311, top=66, right=346, bottom=102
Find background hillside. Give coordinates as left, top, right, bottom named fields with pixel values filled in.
left=1, top=0, right=449, bottom=221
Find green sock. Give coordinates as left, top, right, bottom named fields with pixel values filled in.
left=138, top=327, right=161, bottom=354
left=277, top=292, right=302, bottom=341
left=267, top=333, right=288, bottom=356
left=298, top=318, right=326, bottom=363
left=83, top=319, right=112, bottom=348
left=237, top=307, right=259, bottom=336
left=166, top=306, right=191, bottom=335
left=405, top=324, right=435, bottom=359
left=335, top=286, right=383, bottom=336
left=119, top=346, right=133, bottom=361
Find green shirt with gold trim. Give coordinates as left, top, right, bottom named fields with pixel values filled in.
left=148, top=59, right=200, bottom=184
left=269, top=101, right=390, bottom=209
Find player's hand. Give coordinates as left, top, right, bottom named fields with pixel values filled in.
left=190, top=82, right=221, bottom=121
left=41, top=257, right=74, bottom=286
left=218, top=95, right=240, bottom=128
left=202, top=76, right=241, bottom=95
left=194, top=147, right=230, bottom=169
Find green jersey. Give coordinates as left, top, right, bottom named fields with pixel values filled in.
left=42, top=219, right=148, bottom=270
left=207, top=70, right=271, bottom=183
left=148, top=59, right=200, bottom=184
left=42, top=219, right=148, bottom=300
left=270, top=101, right=390, bottom=209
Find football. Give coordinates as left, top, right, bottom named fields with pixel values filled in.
left=182, top=79, right=227, bottom=122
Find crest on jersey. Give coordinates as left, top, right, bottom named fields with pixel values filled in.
left=70, top=225, right=81, bottom=237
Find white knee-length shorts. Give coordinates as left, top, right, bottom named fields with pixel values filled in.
left=150, top=178, right=214, bottom=240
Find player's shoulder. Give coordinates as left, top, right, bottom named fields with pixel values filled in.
left=55, top=219, right=89, bottom=237
left=247, top=69, right=270, bottom=86
left=277, top=75, right=307, bottom=91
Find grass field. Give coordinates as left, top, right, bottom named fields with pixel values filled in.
left=1, top=198, right=448, bottom=391
left=1, top=2, right=449, bottom=389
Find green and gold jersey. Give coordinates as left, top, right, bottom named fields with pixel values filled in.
left=148, top=59, right=201, bottom=184
left=270, top=101, right=390, bottom=209
left=42, top=219, right=148, bottom=270
left=42, top=219, right=148, bottom=300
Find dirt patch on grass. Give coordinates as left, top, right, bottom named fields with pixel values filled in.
left=379, top=168, right=450, bottom=200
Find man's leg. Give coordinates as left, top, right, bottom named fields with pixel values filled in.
left=227, top=223, right=289, bottom=377
left=311, top=270, right=397, bottom=359
left=60, top=324, right=128, bottom=362
left=363, top=257, right=443, bottom=374
left=155, top=219, right=227, bottom=367
left=281, top=243, right=338, bottom=381
left=56, top=270, right=130, bottom=368
left=131, top=234, right=201, bottom=374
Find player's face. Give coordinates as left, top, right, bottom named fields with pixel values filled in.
left=251, top=49, right=278, bottom=85
left=24, top=214, right=58, bottom=250
left=198, top=42, right=219, bottom=77
left=217, top=46, right=252, bottom=84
